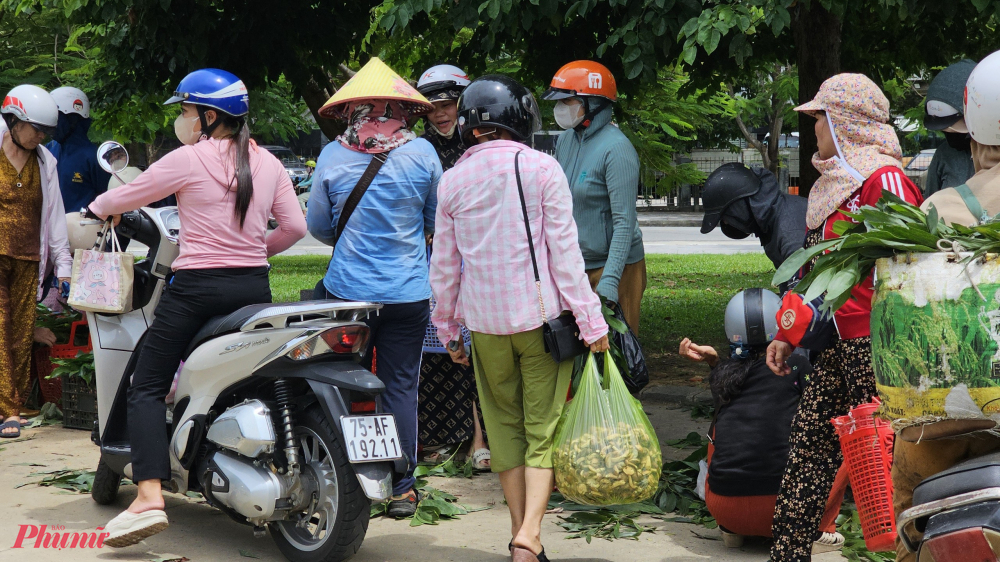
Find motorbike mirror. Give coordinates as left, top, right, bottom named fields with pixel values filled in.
left=97, top=141, right=129, bottom=174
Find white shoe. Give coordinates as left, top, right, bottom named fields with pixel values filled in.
left=812, top=531, right=845, bottom=554
left=720, top=529, right=745, bottom=548
left=103, top=509, right=169, bottom=548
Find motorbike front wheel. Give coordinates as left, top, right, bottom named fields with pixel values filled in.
left=270, top=405, right=370, bottom=562
left=91, top=457, right=122, bottom=505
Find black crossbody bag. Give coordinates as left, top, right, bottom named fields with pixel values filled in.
left=513, top=151, right=588, bottom=363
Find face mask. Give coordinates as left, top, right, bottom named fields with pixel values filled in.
left=554, top=100, right=585, bottom=130
left=945, top=131, right=972, bottom=152
left=430, top=121, right=457, bottom=139
left=174, top=114, right=201, bottom=145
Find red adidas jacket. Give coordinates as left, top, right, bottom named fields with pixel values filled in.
left=778, top=166, right=923, bottom=343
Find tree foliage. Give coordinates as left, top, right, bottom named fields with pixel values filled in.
left=380, top=0, right=1000, bottom=192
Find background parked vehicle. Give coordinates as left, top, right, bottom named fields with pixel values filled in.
left=262, top=145, right=311, bottom=190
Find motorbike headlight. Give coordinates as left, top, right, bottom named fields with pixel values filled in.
left=286, top=324, right=370, bottom=360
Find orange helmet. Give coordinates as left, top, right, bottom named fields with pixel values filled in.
left=543, top=60, right=617, bottom=102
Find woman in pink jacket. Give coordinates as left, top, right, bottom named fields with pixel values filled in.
left=0, top=85, right=72, bottom=438
left=89, top=69, right=307, bottom=547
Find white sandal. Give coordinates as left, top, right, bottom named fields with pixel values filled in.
left=103, top=509, right=169, bottom=548
left=812, top=531, right=845, bottom=554
left=471, top=448, right=491, bottom=472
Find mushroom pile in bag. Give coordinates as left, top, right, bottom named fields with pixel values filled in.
left=552, top=352, right=662, bottom=506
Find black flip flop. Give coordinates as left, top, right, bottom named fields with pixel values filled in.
left=0, top=419, right=21, bottom=438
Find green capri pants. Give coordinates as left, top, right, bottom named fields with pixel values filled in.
left=470, top=327, right=573, bottom=473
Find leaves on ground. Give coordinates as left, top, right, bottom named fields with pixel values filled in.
left=556, top=509, right=656, bottom=543
left=19, top=468, right=96, bottom=493
left=414, top=447, right=474, bottom=479
left=27, top=403, right=63, bottom=428
left=370, top=476, right=490, bottom=526
left=837, top=505, right=896, bottom=561
left=238, top=549, right=260, bottom=558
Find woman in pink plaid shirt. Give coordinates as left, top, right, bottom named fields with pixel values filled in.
left=430, top=76, right=609, bottom=562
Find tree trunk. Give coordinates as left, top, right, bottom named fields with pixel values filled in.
left=299, top=77, right=344, bottom=141
left=792, top=3, right=843, bottom=197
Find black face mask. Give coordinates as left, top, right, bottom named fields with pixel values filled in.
left=945, top=131, right=972, bottom=152
left=719, top=199, right=757, bottom=239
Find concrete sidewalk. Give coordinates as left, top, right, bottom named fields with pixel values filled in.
left=0, top=396, right=843, bottom=562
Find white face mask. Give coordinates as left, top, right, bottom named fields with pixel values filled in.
left=174, top=114, right=201, bottom=145
left=430, top=121, right=457, bottom=139
left=554, top=100, right=585, bottom=130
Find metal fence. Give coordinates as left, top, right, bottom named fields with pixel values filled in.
left=637, top=149, right=801, bottom=210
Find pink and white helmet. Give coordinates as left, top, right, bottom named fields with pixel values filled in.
left=416, top=65, right=471, bottom=101
left=50, top=86, right=91, bottom=118
left=2, top=84, right=59, bottom=132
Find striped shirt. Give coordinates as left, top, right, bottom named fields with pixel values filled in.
left=430, top=140, right=608, bottom=345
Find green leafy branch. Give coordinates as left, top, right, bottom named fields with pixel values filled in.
left=49, top=351, right=96, bottom=388
left=771, top=193, right=1000, bottom=314
left=370, top=477, right=489, bottom=526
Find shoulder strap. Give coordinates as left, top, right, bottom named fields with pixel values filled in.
left=513, top=151, right=547, bottom=324
left=954, top=183, right=987, bottom=224
left=332, top=151, right=388, bottom=250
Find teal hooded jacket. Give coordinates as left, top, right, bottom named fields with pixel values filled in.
left=553, top=105, right=644, bottom=302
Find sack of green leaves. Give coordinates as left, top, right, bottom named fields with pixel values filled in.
left=552, top=352, right=662, bottom=506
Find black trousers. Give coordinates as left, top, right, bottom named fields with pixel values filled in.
left=318, top=284, right=428, bottom=495
left=129, top=267, right=271, bottom=482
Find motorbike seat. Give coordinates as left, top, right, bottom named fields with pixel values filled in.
left=183, top=303, right=282, bottom=359
left=912, top=450, right=1000, bottom=506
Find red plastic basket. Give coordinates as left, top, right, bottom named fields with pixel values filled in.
left=831, top=398, right=896, bottom=552
left=31, top=346, right=62, bottom=407
left=50, top=320, right=92, bottom=359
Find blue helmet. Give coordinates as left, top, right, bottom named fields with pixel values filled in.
left=164, top=68, right=249, bottom=117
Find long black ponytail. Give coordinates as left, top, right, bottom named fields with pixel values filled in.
left=198, top=106, right=254, bottom=228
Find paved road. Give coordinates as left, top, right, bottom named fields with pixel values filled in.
left=277, top=227, right=765, bottom=257
left=0, top=402, right=844, bottom=562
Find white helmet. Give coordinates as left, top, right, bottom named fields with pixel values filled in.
left=50, top=86, right=91, bottom=118
left=66, top=212, right=103, bottom=251
left=1, top=84, right=59, bottom=131
left=965, top=50, right=1000, bottom=146
left=417, top=65, right=471, bottom=101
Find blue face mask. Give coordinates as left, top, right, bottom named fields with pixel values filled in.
left=51, top=113, right=86, bottom=144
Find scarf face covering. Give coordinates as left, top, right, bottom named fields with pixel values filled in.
left=797, top=74, right=903, bottom=230
left=337, top=100, right=415, bottom=154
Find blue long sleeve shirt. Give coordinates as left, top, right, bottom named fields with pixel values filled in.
left=307, top=139, right=441, bottom=304
left=45, top=118, right=110, bottom=214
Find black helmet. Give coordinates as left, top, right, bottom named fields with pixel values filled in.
left=700, top=163, right=763, bottom=236
left=457, top=75, right=540, bottom=146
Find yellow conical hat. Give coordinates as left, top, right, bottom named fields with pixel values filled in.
left=319, top=58, right=433, bottom=119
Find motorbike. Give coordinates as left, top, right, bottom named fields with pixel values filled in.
left=83, top=141, right=400, bottom=562
left=898, top=451, right=1000, bottom=561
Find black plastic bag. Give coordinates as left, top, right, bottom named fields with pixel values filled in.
left=607, top=303, right=648, bottom=394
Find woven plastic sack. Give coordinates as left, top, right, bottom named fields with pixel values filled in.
left=553, top=352, right=662, bottom=506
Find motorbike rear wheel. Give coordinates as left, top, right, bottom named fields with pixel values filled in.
left=270, top=405, right=370, bottom=562
left=92, top=457, right=122, bottom=505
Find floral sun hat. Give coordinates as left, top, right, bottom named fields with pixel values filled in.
left=795, top=73, right=903, bottom=229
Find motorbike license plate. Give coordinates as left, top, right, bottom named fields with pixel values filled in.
left=341, top=415, right=402, bottom=462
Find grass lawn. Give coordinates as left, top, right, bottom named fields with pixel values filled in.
left=268, top=252, right=777, bottom=386
left=639, top=253, right=776, bottom=385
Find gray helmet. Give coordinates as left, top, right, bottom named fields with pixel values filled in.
left=724, top=289, right=781, bottom=353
